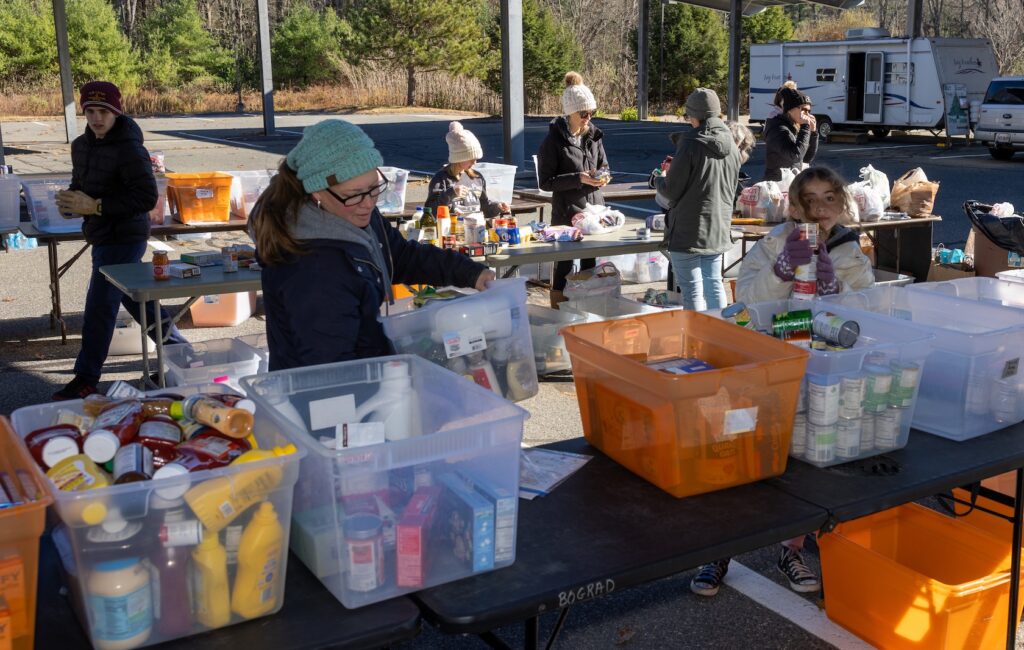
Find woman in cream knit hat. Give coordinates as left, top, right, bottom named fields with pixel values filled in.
left=425, top=121, right=509, bottom=218
left=250, top=118, right=493, bottom=371
left=536, top=71, right=611, bottom=306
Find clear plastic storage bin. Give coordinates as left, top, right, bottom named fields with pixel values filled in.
left=907, top=276, right=1024, bottom=311
left=22, top=177, right=83, bottom=233
left=473, top=162, right=517, bottom=205
left=9, top=385, right=304, bottom=649
left=742, top=299, right=934, bottom=467
left=819, top=503, right=1023, bottom=650
left=561, top=311, right=809, bottom=497
left=0, top=175, right=20, bottom=231
left=236, top=333, right=269, bottom=373
left=821, top=285, right=1024, bottom=440
left=148, top=175, right=169, bottom=226
left=0, top=417, right=53, bottom=650
left=996, top=269, right=1024, bottom=284
left=561, top=294, right=660, bottom=322
left=162, top=338, right=262, bottom=392
left=376, top=167, right=409, bottom=215
left=528, top=305, right=586, bottom=375
left=382, top=278, right=538, bottom=402
left=240, top=355, right=527, bottom=608
left=873, top=268, right=914, bottom=286
left=228, top=170, right=275, bottom=219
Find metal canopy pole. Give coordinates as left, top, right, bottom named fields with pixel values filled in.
left=500, top=0, right=525, bottom=170
left=256, top=0, right=275, bottom=135
left=727, top=0, right=742, bottom=121
left=906, top=0, right=923, bottom=37
left=637, top=0, right=650, bottom=119
left=52, top=0, right=77, bottom=143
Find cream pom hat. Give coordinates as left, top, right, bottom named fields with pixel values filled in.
left=561, top=71, right=597, bottom=116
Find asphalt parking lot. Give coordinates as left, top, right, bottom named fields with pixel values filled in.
left=3, top=111, right=1024, bottom=649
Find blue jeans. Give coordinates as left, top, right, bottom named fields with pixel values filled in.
left=668, top=252, right=726, bottom=312
left=74, top=241, right=189, bottom=382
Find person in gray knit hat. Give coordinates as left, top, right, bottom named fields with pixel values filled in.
left=537, top=71, right=611, bottom=306
left=250, top=118, right=494, bottom=371
left=653, top=87, right=739, bottom=312
left=425, top=121, right=510, bottom=218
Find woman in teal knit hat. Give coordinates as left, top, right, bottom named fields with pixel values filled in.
left=251, top=119, right=494, bottom=371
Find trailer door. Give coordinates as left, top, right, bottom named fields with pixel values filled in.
left=863, top=51, right=885, bottom=123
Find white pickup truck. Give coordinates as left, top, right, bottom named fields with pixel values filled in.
left=975, top=77, right=1024, bottom=160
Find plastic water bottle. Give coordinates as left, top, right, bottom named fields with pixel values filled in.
left=412, top=206, right=424, bottom=228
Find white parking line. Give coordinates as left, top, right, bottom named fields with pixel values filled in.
left=725, top=561, right=874, bottom=649
left=930, top=153, right=990, bottom=159
left=173, top=132, right=268, bottom=150
left=277, top=129, right=304, bottom=136
left=192, top=117, right=215, bottom=122
left=33, top=121, right=49, bottom=127
left=827, top=144, right=931, bottom=153
left=607, top=201, right=659, bottom=214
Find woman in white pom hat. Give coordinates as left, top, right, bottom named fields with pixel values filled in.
left=425, top=121, right=509, bottom=218
left=536, top=71, right=610, bottom=306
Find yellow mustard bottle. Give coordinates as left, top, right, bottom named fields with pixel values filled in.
left=45, top=454, right=110, bottom=525
left=184, top=445, right=296, bottom=533
left=231, top=501, right=285, bottom=619
left=191, top=532, right=230, bottom=629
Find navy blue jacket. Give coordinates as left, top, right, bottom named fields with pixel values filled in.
left=260, top=208, right=488, bottom=371
left=69, top=115, right=156, bottom=245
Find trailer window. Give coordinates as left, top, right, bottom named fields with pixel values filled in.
left=885, top=62, right=914, bottom=85
left=816, top=68, right=836, bottom=82
left=984, top=80, right=1024, bottom=105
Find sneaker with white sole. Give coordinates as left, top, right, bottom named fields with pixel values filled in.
left=690, top=559, right=730, bottom=597
left=777, top=547, right=820, bottom=593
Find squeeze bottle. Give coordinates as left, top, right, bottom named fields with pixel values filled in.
left=352, top=360, right=418, bottom=441
left=170, top=396, right=253, bottom=439
left=231, top=502, right=285, bottom=619
left=191, top=533, right=230, bottom=629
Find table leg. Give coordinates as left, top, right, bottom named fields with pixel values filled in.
left=154, top=299, right=166, bottom=388
left=1005, top=467, right=1023, bottom=650
left=895, top=228, right=901, bottom=275
left=139, top=300, right=151, bottom=389
left=45, top=240, right=69, bottom=343
left=524, top=616, right=539, bottom=650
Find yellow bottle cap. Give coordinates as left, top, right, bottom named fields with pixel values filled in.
left=169, top=401, right=185, bottom=419
left=81, top=501, right=108, bottom=526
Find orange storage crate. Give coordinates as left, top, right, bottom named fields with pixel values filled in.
left=820, top=503, right=1024, bottom=650
left=166, top=172, right=233, bottom=223
left=0, top=417, right=53, bottom=650
left=950, top=487, right=1022, bottom=565
left=560, top=310, right=808, bottom=497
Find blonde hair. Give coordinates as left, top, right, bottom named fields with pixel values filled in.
left=564, top=71, right=584, bottom=87
left=250, top=159, right=309, bottom=266
left=727, top=121, right=755, bottom=164
left=788, top=167, right=855, bottom=226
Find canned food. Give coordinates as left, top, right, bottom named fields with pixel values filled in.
left=790, top=413, right=807, bottom=456
left=344, top=513, right=385, bottom=593
left=805, top=422, right=836, bottom=463
left=807, top=377, right=840, bottom=425
left=860, top=413, right=876, bottom=450
left=796, top=381, right=807, bottom=412
left=798, top=223, right=818, bottom=248
left=221, top=247, right=238, bottom=273
left=863, top=365, right=894, bottom=413
left=771, top=310, right=813, bottom=337
left=812, top=312, right=860, bottom=348
left=782, top=329, right=812, bottom=348
left=888, top=361, right=920, bottom=408
left=874, top=408, right=902, bottom=449
left=792, top=256, right=817, bottom=301
left=836, top=417, right=862, bottom=459
left=636, top=227, right=650, bottom=240
left=839, top=374, right=866, bottom=419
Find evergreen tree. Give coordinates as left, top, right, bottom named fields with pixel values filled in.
left=66, top=0, right=140, bottom=90
left=140, top=0, right=232, bottom=89
left=346, top=0, right=489, bottom=106
left=483, top=0, right=582, bottom=114
left=742, top=7, right=793, bottom=110
left=650, top=5, right=728, bottom=108
left=0, top=0, right=56, bottom=87
left=272, top=3, right=350, bottom=89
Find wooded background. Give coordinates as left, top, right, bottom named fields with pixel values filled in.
left=1, top=0, right=1021, bottom=116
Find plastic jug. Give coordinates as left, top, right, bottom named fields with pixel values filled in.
left=352, top=360, right=419, bottom=441
left=231, top=501, right=285, bottom=619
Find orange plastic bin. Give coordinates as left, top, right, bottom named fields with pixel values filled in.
left=166, top=172, right=233, bottom=223
left=0, top=417, right=53, bottom=650
left=820, top=503, right=1024, bottom=650
left=560, top=310, right=808, bottom=497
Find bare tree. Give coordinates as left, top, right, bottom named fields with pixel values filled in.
left=971, top=0, right=1024, bottom=74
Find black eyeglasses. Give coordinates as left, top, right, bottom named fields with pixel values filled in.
left=325, top=175, right=390, bottom=207
left=578, top=111, right=594, bottom=119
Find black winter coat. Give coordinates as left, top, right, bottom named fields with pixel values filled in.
left=260, top=208, right=488, bottom=372
left=536, top=117, right=607, bottom=225
left=762, top=113, right=818, bottom=182
left=424, top=166, right=502, bottom=219
left=69, top=115, right=157, bottom=245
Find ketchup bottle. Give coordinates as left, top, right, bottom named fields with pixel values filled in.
left=151, top=432, right=250, bottom=500
left=83, top=400, right=145, bottom=464
left=25, top=424, right=83, bottom=470
left=136, top=416, right=183, bottom=468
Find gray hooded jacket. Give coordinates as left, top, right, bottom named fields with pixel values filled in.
left=654, top=117, right=740, bottom=255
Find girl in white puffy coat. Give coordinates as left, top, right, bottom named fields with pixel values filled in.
left=737, top=167, right=874, bottom=304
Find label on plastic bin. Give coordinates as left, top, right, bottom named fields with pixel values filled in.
left=196, top=187, right=214, bottom=199
left=723, top=407, right=758, bottom=436
left=204, top=295, right=220, bottom=304
left=309, top=394, right=356, bottom=432
left=442, top=327, right=487, bottom=359
left=1003, top=358, right=1020, bottom=380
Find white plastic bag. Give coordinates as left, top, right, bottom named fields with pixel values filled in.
left=843, top=186, right=862, bottom=223
left=753, top=181, right=786, bottom=223
left=992, top=202, right=1016, bottom=217
left=571, top=204, right=626, bottom=235
left=564, top=261, right=622, bottom=300
left=778, top=167, right=798, bottom=193
left=634, top=252, right=670, bottom=283
left=859, top=164, right=890, bottom=209
left=848, top=181, right=884, bottom=222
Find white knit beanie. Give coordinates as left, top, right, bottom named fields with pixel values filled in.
left=561, top=71, right=597, bottom=116
left=446, top=122, right=484, bottom=163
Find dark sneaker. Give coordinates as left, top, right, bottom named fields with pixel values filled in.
left=690, top=559, right=730, bottom=597
left=777, top=547, right=820, bottom=593
left=52, top=376, right=98, bottom=401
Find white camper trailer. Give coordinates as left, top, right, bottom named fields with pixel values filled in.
left=749, top=28, right=997, bottom=140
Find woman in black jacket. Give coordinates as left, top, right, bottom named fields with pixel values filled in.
left=250, top=119, right=493, bottom=371
left=52, top=81, right=188, bottom=400
left=537, top=72, right=610, bottom=306
left=762, top=87, right=818, bottom=182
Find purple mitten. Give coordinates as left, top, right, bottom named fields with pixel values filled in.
left=816, top=244, right=841, bottom=295
left=773, top=227, right=814, bottom=281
